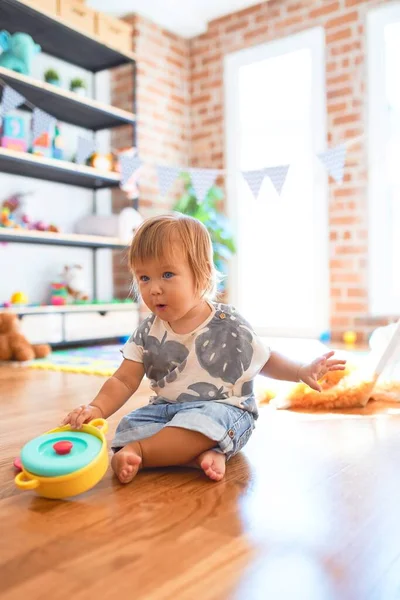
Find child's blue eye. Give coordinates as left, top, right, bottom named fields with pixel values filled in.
left=163, top=272, right=174, bottom=279
left=139, top=275, right=149, bottom=282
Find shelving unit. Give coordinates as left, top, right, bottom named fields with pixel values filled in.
left=0, top=147, right=121, bottom=189
left=0, top=227, right=127, bottom=249
left=0, top=0, right=138, bottom=346
left=0, top=67, right=136, bottom=131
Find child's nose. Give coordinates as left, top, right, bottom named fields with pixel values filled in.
left=150, top=281, right=162, bottom=295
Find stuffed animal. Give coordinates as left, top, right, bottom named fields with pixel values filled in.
left=63, top=264, right=89, bottom=302
left=0, top=312, right=51, bottom=362
left=0, top=30, right=41, bottom=75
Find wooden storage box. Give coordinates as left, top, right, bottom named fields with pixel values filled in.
left=95, top=13, right=133, bottom=53
left=19, top=0, right=58, bottom=14
left=57, top=0, right=95, bottom=36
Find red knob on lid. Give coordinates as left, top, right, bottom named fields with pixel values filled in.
left=53, top=441, right=73, bottom=455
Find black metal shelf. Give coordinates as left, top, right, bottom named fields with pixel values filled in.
left=0, top=228, right=128, bottom=249
left=0, top=67, right=136, bottom=131
left=0, top=147, right=121, bottom=189
left=1, top=0, right=136, bottom=72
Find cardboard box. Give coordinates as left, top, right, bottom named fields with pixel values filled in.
left=95, top=13, right=133, bottom=53
left=57, top=0, right=95, bottom=37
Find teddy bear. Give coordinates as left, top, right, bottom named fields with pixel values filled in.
left=0, top=312, right=51, bottom=362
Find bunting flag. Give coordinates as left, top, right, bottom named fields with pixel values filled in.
left=189, top=167, right=219, bottom=203
left=264, top=164, right=290, bottom=196
left=317, top=144, right=346, bottom=184
left=242, top=167, right=266, bottom=200
left=156, top=165, right=180, bottom=196
left=32, top=107, right=56, bottom=142
left=120, top=153, right=142, bottom=187
left=76, top=136, right=96, bottom=165
left=0, top=86, right=25, bottom=115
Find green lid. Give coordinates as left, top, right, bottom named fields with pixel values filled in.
left=21, top=431, right=102, bottom=477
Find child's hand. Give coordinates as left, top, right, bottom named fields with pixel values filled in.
left=61, top=404, right=103, bottom=429
left=298, top=351, right=346, bottom=392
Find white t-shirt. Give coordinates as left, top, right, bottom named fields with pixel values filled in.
left=122, top=302, right=271, bottom=416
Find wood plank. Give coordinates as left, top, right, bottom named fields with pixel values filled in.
left=2, top=364, right=400, bottom=598
left=0, top=147, right=120, bottom=189
left=0, top=67, right=136, bottom=131
left=0, top=228, right=128, bottom=249
left=1, top=0, right=136, bottom=72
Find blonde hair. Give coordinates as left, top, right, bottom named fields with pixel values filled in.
left=128, top=213, right=221, bottom=300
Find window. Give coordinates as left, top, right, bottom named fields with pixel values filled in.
left=368, top=5, right=400, bottom=315
left=224, top=28, right=328, bottom=336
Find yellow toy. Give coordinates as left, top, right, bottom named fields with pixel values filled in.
left=343, top=330, right=357, bottom=345
left=15, top=419, right=108, bottom=499
left=10, top=291, right=29, bottom=305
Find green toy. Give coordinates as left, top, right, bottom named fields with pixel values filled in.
left=0, top=30, right=41, bottom=76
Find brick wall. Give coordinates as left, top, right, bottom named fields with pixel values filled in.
left=111, top=14, right=190, bottom=299
left=113, top=0, right=396, bottom=341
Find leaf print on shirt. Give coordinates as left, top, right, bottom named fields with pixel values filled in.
left=128, top=314, right=155, bottom=347
left=176, top=382, right=229, bottom=403
left=195, top=309, right=254, bottom=384
left=143, top=331, right=189, bottom=384
left=241, top=381, right=254, bottom=396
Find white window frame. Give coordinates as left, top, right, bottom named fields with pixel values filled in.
left=367, top=3, right=400, bottom=316
left=224, top=27, right=328, bottom=337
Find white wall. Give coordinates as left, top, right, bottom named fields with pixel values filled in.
left=0, top=51, right=114, bottom=305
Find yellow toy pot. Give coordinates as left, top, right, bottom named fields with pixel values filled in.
left=15, top=419, right=109, bottom=499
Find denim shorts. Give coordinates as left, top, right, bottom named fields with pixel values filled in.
left=111, top=400, right=255, bottom=460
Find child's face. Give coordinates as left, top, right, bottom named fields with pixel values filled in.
left=134, top=249, right=202, bottom=322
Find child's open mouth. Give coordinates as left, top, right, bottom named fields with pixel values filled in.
left=156, top=304, right=167, bottom=310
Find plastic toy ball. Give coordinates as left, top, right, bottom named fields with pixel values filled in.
left=343, top=330, right=357, bottom=345
left=319, top=331, right=331, bottom=343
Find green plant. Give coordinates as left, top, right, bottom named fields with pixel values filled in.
left=173, top=172, right=236, bottom=293
left=44, top=68, right=60, bottom=82
left=70, top=77, right=86, bottom=90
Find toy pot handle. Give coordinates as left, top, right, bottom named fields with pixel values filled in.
left=15, top=472, right=39, bottom=490
left=88, top=418, right=108, bottom=435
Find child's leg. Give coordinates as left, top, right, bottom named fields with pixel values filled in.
left=111, top=426, right=219, bottom=484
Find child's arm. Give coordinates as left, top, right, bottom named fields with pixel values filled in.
left=260, top=350, right=346, bottom=392
left=62, top=359, right=145, bottom=428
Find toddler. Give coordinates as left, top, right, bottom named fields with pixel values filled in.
left=63, top=214, right=345, bottom=483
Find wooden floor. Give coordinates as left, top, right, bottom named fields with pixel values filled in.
left=2, top=365, right=400, bottom=600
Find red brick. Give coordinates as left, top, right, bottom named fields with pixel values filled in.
left=326, top=11, right=359, bottom=29
left=327, top=28, right=353, bottom=44
left=310, top=2, right=340, bottom=19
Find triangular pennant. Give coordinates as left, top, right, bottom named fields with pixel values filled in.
left=317, top=144, right=346, bottom=184
left=242, top=168, right=266, bottom=200
left=264, top=164, right=290, bottom=196
left=77, top=137, right=96, bottom=165
left=0, top=86, right=25, bottom=115
left=120, top=154, right=142, bottom=187
left=189, top=168, right=219, bottom=203
left=32, top=108, right=55, bottom=142
left=156, top=165, right=180, bottom=196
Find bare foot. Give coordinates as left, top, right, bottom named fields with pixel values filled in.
left=111, top=444, right=142, bottom=484
left=196, top=450, right=226, bottom=481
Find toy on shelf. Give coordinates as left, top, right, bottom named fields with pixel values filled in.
left=31, top=130, right=52, bottom=158
left=50, top=282, right=68, bottom=306
left=52, top=122, right=64, bottom=160
left=0, top=312, right=51, bottom=361
left=343, top=330, right=357, bottom=346
left=0, top=192, right=61, bottom=233
left=0, top=115, right=28, bottom=152
left=0, top=31, right=41, bottom=75
left=14, top=419, right=109, bottom=499
left=63, top=264, right=90, bottom=302
left=87, top=152, right=116, bottom=172
left=10, top=291, right=29, bottom=305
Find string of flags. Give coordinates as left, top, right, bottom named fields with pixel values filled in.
left=0, top=79, right=350, bottom=202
